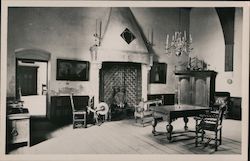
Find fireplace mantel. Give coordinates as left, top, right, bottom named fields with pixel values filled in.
left=90, top=47, right=151, bottom=65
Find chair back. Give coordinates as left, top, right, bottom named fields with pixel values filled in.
left=88, top=96, right=94, bottom=109
left=217, top=102, right=227, bottom=125
left=70, top=92, right=75, bottom=112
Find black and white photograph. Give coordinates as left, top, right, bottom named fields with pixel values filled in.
left=0, top=1, right=249, bottom=161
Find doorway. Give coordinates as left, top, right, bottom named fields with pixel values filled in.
left=16, top=59, right=48, bottom=116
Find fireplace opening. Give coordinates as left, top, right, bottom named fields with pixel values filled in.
left=99, top=62, right=142, bottom=119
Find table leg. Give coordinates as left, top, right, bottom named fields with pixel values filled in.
left=152, top=118, right=158, bottom=135
left=166, top=123, right=173, bottom=141
left=183, top=117, right=189, bottom=131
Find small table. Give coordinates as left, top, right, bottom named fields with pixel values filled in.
left=150, top=105, right=210, bottom=142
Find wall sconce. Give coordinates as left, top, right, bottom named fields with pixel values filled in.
left=94, top=19, right=102, bottom=46
left=147, top=28, right=154, bottom=46
left=149, top=54, right=153, bottom=67
left=90, top=45, right=98, bottom=62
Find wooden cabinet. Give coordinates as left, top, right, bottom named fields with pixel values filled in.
left=7, top=113, right=30, bottom=147
left=174, top=71, right=217, bottom=107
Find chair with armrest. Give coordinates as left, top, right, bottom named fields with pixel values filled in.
left=194, top=100, right=227, bottom=151
left=134, top=98, right=163, bottom=127
left=70, top=93, right=87, bottom=129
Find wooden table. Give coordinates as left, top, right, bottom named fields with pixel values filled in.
left=150, top=105, right=210, bottom=141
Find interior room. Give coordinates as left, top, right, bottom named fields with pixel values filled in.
left=4, top=6, right=244, bottom=155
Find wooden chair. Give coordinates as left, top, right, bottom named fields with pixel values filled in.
left=195, top=101, right=227, bottom=151
left=134, top=99, right=163, bottom=127
left=70, top=93, right=87, bottom=129
left=214, top=92, right=231, bottom=118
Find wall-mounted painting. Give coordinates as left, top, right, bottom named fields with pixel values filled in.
left=56, top=59, right=89, bottom=81
left=150, top=62, right=167, bottom=84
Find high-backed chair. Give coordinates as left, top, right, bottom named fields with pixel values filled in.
left=134, top=99, right=163, bottom=127
left=70, top=93, right=87, bottom=129
left=195, top=100, right=227, bottom=151
left=214, top=92, right=231, bottom=118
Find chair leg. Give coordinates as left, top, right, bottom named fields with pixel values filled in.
left=195, top=125, right=199, bottom=147
left=84, top=114, right=87, bottom=128
left=215, top=131, right=218, bottom=151
left=219, top=129, right=222, bottom=145
left=201, top=129, right=204, bottom=142
left=72, top=115, right=75, bottom=129
left=141, top=118, right=144, bottom=127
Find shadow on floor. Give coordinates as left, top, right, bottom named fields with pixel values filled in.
left=7, top=117, right=72, bottom=153
left=30, top=117, right=71, bottom=146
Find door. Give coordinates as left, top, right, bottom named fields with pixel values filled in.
left=17, top=66, right=38, bottom=96
left=16, top=59, right=48, bottom=116
left=193, top=77, right=208, bottom=107
left=176, top=76, right=192, bottom=105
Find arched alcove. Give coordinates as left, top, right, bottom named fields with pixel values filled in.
left=15, top=48, right=51, bottom=61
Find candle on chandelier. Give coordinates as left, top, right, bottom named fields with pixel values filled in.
left=184, top=31, right=187, bottom=41
left=166, top=34, right=169, bottom=47
left=190, top=34, right=192, bottom=43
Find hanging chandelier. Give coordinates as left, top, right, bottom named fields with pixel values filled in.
left=165, top=31, right=193, bottom=56
left=165, top=8, right=193, bottom=56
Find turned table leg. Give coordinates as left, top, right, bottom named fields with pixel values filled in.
left=152, top=118, right=158, bottom=135
left=166, top=122, right=173, bottom=142
left=183, top=117, right=189, bottom=131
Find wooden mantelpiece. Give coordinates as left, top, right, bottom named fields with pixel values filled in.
left=174, top=70, right=217, bottom=107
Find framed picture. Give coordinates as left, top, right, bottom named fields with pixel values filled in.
left=56, top=59, right=89, bottom=81
left=150, top=62, right=167, bottom=84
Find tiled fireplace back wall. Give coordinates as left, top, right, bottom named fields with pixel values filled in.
left=100, top=62, right=142, bottom=107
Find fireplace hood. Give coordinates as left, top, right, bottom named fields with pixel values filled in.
left=93, top=7, right=151, bottom=65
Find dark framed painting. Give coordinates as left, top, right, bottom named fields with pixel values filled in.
left=56, top=59, right=89, bottom=81
left=150, top=62, right=167, bottom=84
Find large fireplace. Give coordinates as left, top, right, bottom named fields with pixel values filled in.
left=88, top=8, right=151, bottom=108
left=99, top=62, right=142, bottom=108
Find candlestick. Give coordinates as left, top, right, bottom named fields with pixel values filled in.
left=95, top=19, right=97, bottom=36
left=99, top=20, right=102, bottom=38
left=151, top=29, right=153, bottom=44
left=147, top=28, right=150, bottom=43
